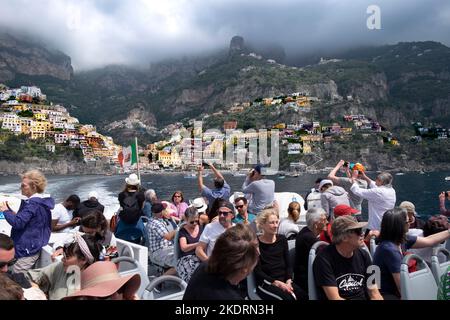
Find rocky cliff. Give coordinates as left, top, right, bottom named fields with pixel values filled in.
left=0, top=157, right=113, bottom=176
left=0, top=33, right=73, bottom=82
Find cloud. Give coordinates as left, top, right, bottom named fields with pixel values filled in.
left=0, top=0, right=448, bottom=70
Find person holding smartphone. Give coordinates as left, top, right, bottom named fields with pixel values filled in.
left=439, top=191, right=450, bottom=217
left=242, top=165, right=275, bottom=216
left=198, top=162, right=231, bottom=207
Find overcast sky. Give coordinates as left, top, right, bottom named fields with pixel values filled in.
left=0, top=0, right=449, bottom=70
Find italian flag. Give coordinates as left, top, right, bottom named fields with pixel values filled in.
left=119, top=143, right=138, bottom=168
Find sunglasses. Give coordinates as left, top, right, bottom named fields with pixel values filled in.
left=350, top=228, right=363, bottom=236
left=218, top=210, right=232, bottom=217
left=0, top=258, right=17, bottom=269
left=235, top=205, right=244, bottom=209
left=189, top=220, right=200, bottom=225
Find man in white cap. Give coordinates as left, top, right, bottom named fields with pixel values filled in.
left=74, top=191, right=105, bottom=219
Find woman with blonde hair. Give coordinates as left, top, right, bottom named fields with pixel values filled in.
left=0, top=170, right=54, bottom=273
left=254, top=208, right=307, bottom=300
left=278, top=201, right=302, bottom=240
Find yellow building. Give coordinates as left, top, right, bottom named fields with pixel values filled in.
left=273, top=123, right=286, bottom=129
left=30, top=121, right=48, bottom=139
left=30, top=104, right=54, bottom=112
left=341, top=128, right=353, bottom=134
left=296, top=98, right=311, bottom=107
left=158, top=151, right=172, bottom=167
left=300, top=136, right=311, bottom=141
left=302, top=142, right=312, bottom=154
left=34, top=112, right=47, bottom=121
left=203, top=140, right=223, bottom=162
left=20, top=118, right=33, bottom=134
left=171, top=150, right=182, bottom=167
left=1, top=114, right=21, bottom=133
left=12, top=104, right=30, bottom=112
left=79, top=125, right=96, bottom=135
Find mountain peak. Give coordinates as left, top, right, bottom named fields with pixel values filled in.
left=229, top=35, right=245, bottom=55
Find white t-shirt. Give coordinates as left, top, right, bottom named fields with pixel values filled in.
left=51, top=203, right=74, bottom=233
left=199, top=221, right=232, bottom=257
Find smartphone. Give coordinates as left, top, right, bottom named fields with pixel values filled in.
left=343, top=161, right=349, bottom=167
left=202, top=161, right=209, bottom=167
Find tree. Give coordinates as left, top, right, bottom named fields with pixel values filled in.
left=18, top=110, right=34, bottom=117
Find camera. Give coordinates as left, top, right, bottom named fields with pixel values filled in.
left=343, top=161, right=349, bottom=167
left=202, top=161, right=209, bottom=167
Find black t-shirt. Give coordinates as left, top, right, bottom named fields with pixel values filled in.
left=74, top=199, right=105, bottom=218
left=313, top=244, right=372, bottom=300
left=254, top=235, right=291, bottom=285
left=294, top=227, right=318, bottom=290
left=179, top=225, right=204, bottom=257
left=183, top=263, right=244, bottom=300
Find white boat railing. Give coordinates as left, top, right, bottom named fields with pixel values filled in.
left=36, top=233, right=148, bottom=276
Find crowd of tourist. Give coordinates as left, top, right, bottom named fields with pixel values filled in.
left=0, top=160, right=449, bottom=301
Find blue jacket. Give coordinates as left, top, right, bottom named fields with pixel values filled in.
left=4, top=195, right=55, bottom=258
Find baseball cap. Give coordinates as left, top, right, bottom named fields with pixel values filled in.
left=217, top=201, right=234, bottom=212
left=331, top=215, right=367, bottom=237
left=151, top=202, right=164, bottom=214
left=399, top=201, right=416, bottom=214
left=318, top=179, right=333, bottom=190
left=334, top=204, right=359, bottom=217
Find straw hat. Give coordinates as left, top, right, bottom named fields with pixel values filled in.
left=189, top=197, right=208, bottom=213
left=63, top=261, right=140, bottom=299
left=125, top=173, right=140, bottom=186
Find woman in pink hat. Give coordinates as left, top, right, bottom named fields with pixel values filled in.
left=63, top=261, right=140, bottom=300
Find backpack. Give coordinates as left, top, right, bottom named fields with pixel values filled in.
left=306, top=189, right=322, bottom=210
left=119, top=192, right=142, bottom=225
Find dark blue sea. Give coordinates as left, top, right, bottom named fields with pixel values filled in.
left=0, top=171, right=449, bottom=221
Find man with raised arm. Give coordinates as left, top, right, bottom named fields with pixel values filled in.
left=242, top=165, right=275, bottom=216
left=198, top=162, right=231, bottom=206
left=328, top=160, right=367, bottom=221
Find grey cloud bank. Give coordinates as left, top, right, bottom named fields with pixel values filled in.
left=0, top=0, right=449, bottom=70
